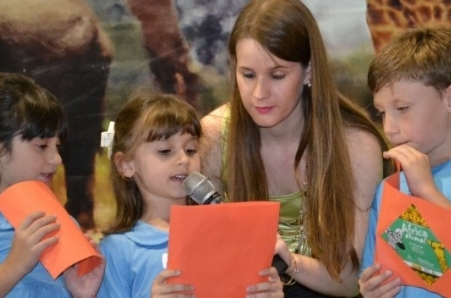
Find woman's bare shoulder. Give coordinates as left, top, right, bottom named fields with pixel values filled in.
left=201, top=104, right=228, bottom=134
left=344, top=127, right=384, bottom=208
left=199, top=104, right=228, bottom=193
left=344, top=127, right=383, bottom=161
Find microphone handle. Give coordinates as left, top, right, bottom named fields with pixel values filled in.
left=203, top=191, right=222, bottom=204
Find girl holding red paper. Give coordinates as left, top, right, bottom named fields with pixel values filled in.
left=98, top=87, right=283, bottom=298
left=0, top=72, right=105, bottom=297
left=359, top=26, right=451, bottom=298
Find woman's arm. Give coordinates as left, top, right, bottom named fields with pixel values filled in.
left=277, top=128, right=383, bottom=296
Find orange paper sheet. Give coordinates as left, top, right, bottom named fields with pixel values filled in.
left=375, top=172, right=451, bottom=296
left=168, top=201, right=280, bottom=298
left=0, top=181, right=102, bottom=279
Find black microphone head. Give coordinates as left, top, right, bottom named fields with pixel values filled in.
left=183, top=172, right=221, bottom=204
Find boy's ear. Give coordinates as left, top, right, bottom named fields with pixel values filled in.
left=445, top=84, right=451, bottom=111
left=114, top=152, right=135, bottom=179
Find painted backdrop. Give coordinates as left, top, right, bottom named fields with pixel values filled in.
left=0, top=0, right=449, bottom=234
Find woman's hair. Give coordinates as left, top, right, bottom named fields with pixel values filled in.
left=226, top=0, right=390, bottom=279
left=107, top=87, right=202, bottom=233
left=0, top=72, right=67, bottom=158
left=368, top=25, right=451, bottom=93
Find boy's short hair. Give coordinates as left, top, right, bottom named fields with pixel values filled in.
left=368, top=25, right=451, bottom=93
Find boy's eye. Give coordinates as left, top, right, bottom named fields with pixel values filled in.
left=375, top=111, right=385, bottom=119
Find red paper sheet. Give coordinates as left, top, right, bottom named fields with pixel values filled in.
left=375, top=172, right=451, bottom=296
left=167, top=201, right=280, bottom=298
left=0, top=181, right=102, bottom=279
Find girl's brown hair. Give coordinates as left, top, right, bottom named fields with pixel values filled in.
left=106, top=87, right=202, bottom=233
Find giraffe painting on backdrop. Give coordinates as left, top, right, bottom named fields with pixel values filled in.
left=366, top=0, right=451, bottom=53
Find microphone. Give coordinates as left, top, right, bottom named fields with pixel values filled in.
left=183, top=172, right=223, bottom=204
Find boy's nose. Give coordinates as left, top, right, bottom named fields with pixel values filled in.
left=383, top=115, right=398, bottom=138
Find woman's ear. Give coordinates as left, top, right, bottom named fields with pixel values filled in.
left=114, top=152, right=135, bottom=179
left=303, top=61, right=312, bottom=85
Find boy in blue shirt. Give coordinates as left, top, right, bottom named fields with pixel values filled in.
left=359, top=26, right=451, bottom=297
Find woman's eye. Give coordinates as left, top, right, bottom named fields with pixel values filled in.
left=272, top=74, right=285, bottom=80
left=397, top=106, right=409, bottom=112
left=242, top=72, right=255, bottom=79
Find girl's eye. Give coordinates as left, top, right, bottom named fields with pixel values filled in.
left=397, top=106, right=409, bottom=112
left=186, top=149, right=197, bottom=155
left=158, top=149, right=171, bottom=155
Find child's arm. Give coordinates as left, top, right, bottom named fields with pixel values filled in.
left=383, top=145, right=451, bottom=208
left=64, top=234, right=105, bottom=298
left=151, top=269, right=195, bottom=297
left=245, top=267, right=284, bottom=298
left=0, top=211, right=60, bottom=297
left=359, top=264, right=401, bottom=298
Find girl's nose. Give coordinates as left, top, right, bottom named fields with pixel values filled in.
left=177, top=150, right=190, bottom=165
left=48, top=146, right=63, bottom=166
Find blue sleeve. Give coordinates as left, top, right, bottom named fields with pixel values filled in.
left=360, top=182, right=384, bottom=275
left=98, top=236, right=132, bottom=298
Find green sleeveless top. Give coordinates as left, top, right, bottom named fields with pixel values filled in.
left=219, top=107, right=307, bottom=253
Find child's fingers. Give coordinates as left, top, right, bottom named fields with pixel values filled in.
left=31, top=221, right=60, bottom=243
left=247, top=267, right=282, bottom=296
left=17, top=211, right=47, bottom=230
left=33, top=234, right=59, bottom=254
left=154, top=269, right=181, bottom=283
left=359, top=263, right=381, bottom=283
left=377, top=278, right=401, bottom=298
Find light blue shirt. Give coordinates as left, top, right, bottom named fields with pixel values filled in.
left=0, top=212, right=70, bottom=298
left=98, top=220, right=168, bottom=298
left=361, top=159, right=451, bottom=297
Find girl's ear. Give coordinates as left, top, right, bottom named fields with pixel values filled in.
left=114, top=152, right=135, bottom=179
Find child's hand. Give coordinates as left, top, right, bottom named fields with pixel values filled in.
left=64, top=234, right=105, bottom=298
left=383, top=145, right=451, bottom=207
left=151, top=269, right=195, bottom=297
left=246, top=267, right=283, bottom=298
left=6, top=211, right=59, bottom=277
left=358, top=264, right=401, bottom=298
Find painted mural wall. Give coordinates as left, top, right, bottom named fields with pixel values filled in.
left=0, top=0, right=449, bottom=234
